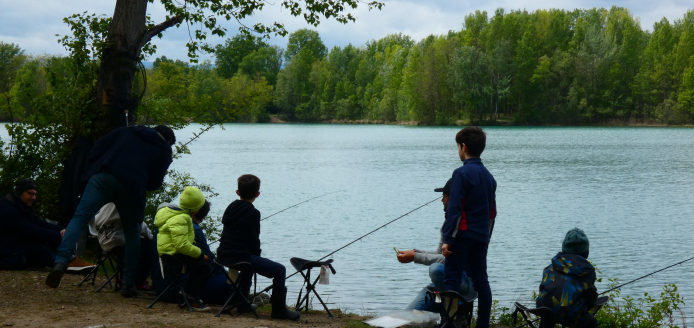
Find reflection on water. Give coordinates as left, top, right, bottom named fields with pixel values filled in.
left=5, top=124, right=694, bottom=318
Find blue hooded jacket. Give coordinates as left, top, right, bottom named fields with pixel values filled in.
left=81, top=126, right=172, bottom=214
left=442, top=158, right=497, bottom=245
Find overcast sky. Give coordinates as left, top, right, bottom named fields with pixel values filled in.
left=1, top=0, right=692, bottom=62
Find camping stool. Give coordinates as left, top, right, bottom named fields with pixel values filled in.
left=147, top=254, right=194, bottom=312
left=213, top=259, right=260, bottom=318
left=94, top=248, right=123, bottom=293
left=289, top=257, right=337, bottom=318
left=425, top=286, right=477, bottom=328
left=77, top=245, right=111, bottom=288
left=513, top=296, right=610, bottom=328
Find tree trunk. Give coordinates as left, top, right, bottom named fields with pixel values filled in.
left=94, top=0, right=181, bottom=135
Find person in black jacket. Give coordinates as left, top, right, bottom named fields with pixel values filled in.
left=0, top=179, right=64, bottom=270
left=217, top=174, right=300, bottom=321
left=46, top=125, right=175, bottom=298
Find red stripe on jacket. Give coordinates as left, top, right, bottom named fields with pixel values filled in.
left=458, top=197, right=467, bottom=231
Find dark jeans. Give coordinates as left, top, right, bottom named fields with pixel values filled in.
left=444, top=237, right=492, bottom=328
left=174, top=254, right=211, bottom=298
left=21, top=244, right=55, bottom=269
left=200, top=274, right=233, bottom=305
left=236, top=255, right=286, bottom=293
left=56, top=173, right=142, bottom=284
left=112, top=238, right=153, bottom=285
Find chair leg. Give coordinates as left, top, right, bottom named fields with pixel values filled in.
left=147, top=282, right=177, bottom=309
left=216, top=290, right=239, bottom=317
left=179, top=285, right=193, bottom=312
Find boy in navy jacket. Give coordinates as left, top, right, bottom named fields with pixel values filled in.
left=441, top=126, right=497, bottom=328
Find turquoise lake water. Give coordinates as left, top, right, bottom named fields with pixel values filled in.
left=4, top=124, right=694, bottom=318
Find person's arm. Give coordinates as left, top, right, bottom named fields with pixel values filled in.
left=413, top=252, right=445, bottom=265
left=490, top=179, right=497, bottom=237
left=4, top=210, right=62, bottom=246
left=169, top=216, right=202, bottom=259
left=251, top=210, right=261, bottom=256
left=146, top=151, right=173, bottom=191
left=193, top=224, right=214, bottom=259
left=585, top=270, right=598, bottom=309
left=442, top=170, right=466, bottom=247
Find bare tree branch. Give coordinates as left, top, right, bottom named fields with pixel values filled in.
left=138, top=16, right=183, bottom=50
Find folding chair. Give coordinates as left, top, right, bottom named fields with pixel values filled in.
left=213, top=259, right=260, bottom=318
left=77, top=245, right=111, bottom=288
left=513, top=296, right=610, bottom=328
left=94, top=247, right=123, bottom=293
left=146, top=254, right=194, bottom=312
left=425, top=286, right=477, bottom=328
left=289, top=257, right=336, bottom=318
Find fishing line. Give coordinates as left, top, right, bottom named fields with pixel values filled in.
left=255, top=196, right=442, bottom=294
left=209, top=189, right=346, bottom=246
left=512, top=255, right=694, bottom=328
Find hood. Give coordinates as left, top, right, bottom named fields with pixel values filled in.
left=130, top=125, right=171, bottom=150
left=179, top=187, right=205, bottom=212
left=550, top=252, right=595, bottom=277
left=154, top=203, right=183, bottom=227
left=221, top=200, right=254, bottom=224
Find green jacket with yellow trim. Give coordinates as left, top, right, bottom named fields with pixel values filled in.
left=155, top=203, right=201, bottom=259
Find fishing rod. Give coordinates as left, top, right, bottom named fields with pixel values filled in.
left=261, top=189, right=346, bottom=222
left=255, top=196, right=442, bottom=294
left=512, top=254, right=694, bottom=328
left=209, top=189, right=346, bottom=246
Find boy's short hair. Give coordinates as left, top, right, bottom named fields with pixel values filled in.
left=455, top=126, right=486, bottom=157
left=238, top=174, right=261, bottom=200
left=196, top=200, right=211, bottom=221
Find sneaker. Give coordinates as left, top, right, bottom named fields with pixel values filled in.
left=134, top=281, right=152, bottom=291
left=190, top=298, right=211, bottom=312
left=67, top=256, right=97, bottom=272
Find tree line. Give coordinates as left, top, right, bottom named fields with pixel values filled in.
left=3, top=6, right=694, bottom=129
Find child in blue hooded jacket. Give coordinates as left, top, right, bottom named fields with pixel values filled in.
left=536, top=228, right=598, bottom=328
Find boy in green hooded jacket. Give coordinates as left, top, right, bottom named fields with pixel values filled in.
left=155, top=186, right=211, bottom=311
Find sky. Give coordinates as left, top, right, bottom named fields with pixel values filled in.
left=0, top=0, right=692, bottom=62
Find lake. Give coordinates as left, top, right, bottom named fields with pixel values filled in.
left=4, top=124, right=694, bottom=319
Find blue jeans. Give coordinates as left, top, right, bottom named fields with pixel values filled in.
left=406, top=263, right=474, bottom=311
left=445, top=238, right=492, bottom=328
left=56, top=173, right=142, bottom=284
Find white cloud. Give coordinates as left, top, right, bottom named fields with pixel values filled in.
left=1, top=0, right=692, bottom=62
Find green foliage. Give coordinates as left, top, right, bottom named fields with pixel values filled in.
left=285, top=28, right=328, bottom=62
left=268, top=7, right=694, bottom=125
left=595, top=280, right=686, bottom=327
left=215, top=34, right=268, bottom=79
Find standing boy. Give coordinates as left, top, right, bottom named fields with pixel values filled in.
left=217, top=174, right=300, bottom=321
left=441, top=126, right=497, bottom=328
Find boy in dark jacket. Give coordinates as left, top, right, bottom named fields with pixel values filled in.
left=47, top=125, right=175, bottom=297
left=217, top=174, right=300, bottom=321
left=536, top=228, right=598, bottom=328
left=441, top=126, right=497, bottom=328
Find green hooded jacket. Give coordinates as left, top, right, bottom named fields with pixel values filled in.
left=155, top=187, right=205, bottom=258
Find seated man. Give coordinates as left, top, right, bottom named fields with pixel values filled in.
left=0, top=179, right=64, bottom=270
left=536, top=228, right=598, bottom=328
left=397, top=179, right=473, bottom=312
left=90, top=203, right=154, bottom=290
left=155, top=186, right=211, bottom=311
left=217, top=174, right=300, bottom=321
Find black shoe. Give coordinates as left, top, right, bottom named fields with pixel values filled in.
left=121, top=284, right=141, bottom=298
left=270, top=287, right=301, bottom=321
left=236, top=302, right=258, bottom=314
left=46, top=262, right=67, bottom=288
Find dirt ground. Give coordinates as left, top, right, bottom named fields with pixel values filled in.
left=0, top=270, right=368, bottom=328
